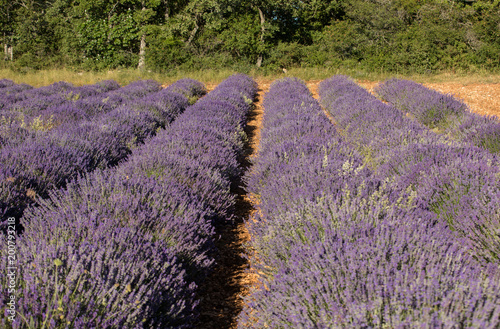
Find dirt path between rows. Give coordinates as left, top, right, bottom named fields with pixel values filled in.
left=195, top=80, right=267, bottom=329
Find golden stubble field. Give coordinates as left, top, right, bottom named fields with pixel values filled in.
left=301, top=80, right=500, bottom=119
left=358, top=81, right=500, bottom=119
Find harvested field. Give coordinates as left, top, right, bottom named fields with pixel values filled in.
left=357, top=80, right=500, bottom=119
left=305, top=79, right=499, bottom=119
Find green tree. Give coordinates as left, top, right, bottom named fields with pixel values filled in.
left=71, top=0, right=164, bottom=69
left=0, top=0, right=15, bottom=61
left=11, top=0, right=63, bottom=68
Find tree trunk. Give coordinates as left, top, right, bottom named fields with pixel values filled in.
left=186, top=25, right=198, bottom=45
left=164, top=0, right=170, bottom=20
left=4, top=35, right=7, bottom=61
left=256, top=54, right=263, bottom=67
left=137, top=6, right=147, bottom=71
left=138, top=33, right=146, bottom=70
left=256, top=7, right=265, bottom=67
left=186, top=19, right=199, bottom=46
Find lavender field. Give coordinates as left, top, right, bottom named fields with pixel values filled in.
left=240, top=77, right=500, bottom=328
left=0, top=75, right=499, bottom=328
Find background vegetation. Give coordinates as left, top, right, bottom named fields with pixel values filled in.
left=0, top=0, right=499, bottom=75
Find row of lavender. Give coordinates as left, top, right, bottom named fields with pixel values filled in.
left=374, top=79, right=500, bottom=155
left=319, top=75, right=500, bottom=263
left=1, top=79, right=121, bottom=144
left=0, top=78, right=200, bottom=150
left=239, top=78, right=500, bottom=327
left=0, top=79, right=205, bottom=223
left=0, top=74, right=257, bottom=328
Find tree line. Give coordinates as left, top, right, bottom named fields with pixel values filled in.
left=1, top=0, right=499, bottom=73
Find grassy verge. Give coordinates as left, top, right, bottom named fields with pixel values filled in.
left=0, top=68, right=240, bottom=87
left=1, top=67, right=499, bottom=87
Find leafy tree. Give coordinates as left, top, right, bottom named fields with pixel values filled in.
left=0, top=0, right=15, bottom=61
left=0, top=0, right=498, bottom=72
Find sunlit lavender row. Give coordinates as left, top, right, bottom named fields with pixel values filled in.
left=319, top=75, right=500, bottom=263
left=0, top=78, right=208, bottom=150
left=0, top=79, right=204, bottom=223
left=375, top=79, right=500, bottom=155
left=0, top=78, right=206, bottom=148
left=240, top=77, right=500, bottom=328
left=0, top=74, right=257, bottom=328
left=1, top=79, right=121, bottom=140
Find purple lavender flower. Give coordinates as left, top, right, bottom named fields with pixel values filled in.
left=0, top=79, right=204, bottom=229
left=319, top=75, right=500, bottom=262
left=0, top=79, right=14, bottom=88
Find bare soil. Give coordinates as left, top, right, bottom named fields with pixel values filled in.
left=195, top=81, right=267, bottom=329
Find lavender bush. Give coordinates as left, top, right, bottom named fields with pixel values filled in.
left=457, top=114, right=500, bottom=154
left=0, top=80, right=153, bottom=133
left=117, top=74, right=257, bottom=221
left=0, top=84, right=34, bottom=111
left=0, top=136, right=94, bottom=220
left=26, top=170, right=217, bottom=278
left=0, top=79, right=15, bottom=88
left=247, top=217, right=500, bottom=328
left=0, top=118, right=35, bottom=150
left=163, top=78, right=206, bottom=104
left=1, top=220, right=194, bottom=328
